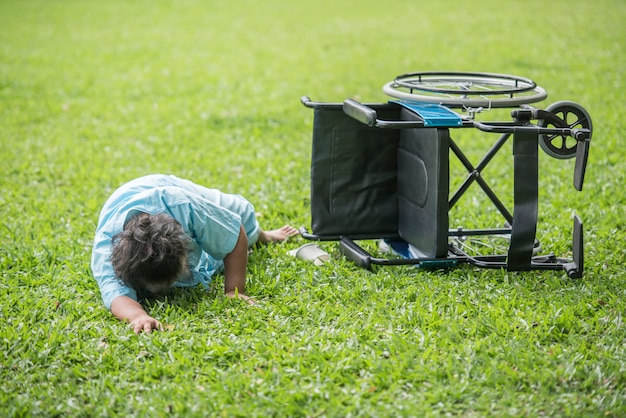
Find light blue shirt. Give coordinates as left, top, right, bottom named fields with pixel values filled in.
left=91, top=174, right=261, bottom=309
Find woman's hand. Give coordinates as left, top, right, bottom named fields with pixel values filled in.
left=128, top=313, right=162, bottom=334
left=225, top=290, right=256, bottom=305
left=111, top=295, right=162, bottom=334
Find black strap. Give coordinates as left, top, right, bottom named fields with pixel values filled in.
left=507, top=128, right=539, bottom=270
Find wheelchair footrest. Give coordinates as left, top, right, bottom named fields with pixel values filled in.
left=564, top=215, right=584, bottom=279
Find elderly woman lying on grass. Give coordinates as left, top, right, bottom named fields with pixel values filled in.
left=91, top=174, right=298, bottom=334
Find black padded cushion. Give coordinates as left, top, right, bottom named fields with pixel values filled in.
left=308, top=103, right=450, bottom=258
left=397, top=108, right=450, bottom=257
left=310, top=104, right=399, bottom=237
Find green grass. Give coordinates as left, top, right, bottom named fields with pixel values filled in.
left=1, top=0, right=625, bottom=416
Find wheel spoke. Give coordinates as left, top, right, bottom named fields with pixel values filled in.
left=538, top=101, right=592, bottom=160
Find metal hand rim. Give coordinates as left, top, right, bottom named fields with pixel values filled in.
left=382, top=71, right=548, bottom=108
left=393, top=71, right=538, bottom=95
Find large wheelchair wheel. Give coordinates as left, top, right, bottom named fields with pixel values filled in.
left=537, top=101, right=593, bottom=160
left=383, top=71, right=547, bottom=108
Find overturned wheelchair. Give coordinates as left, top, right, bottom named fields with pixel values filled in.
left=300, top=72, right=592, bottom=278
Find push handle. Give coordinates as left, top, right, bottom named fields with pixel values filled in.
left=300, top=96, right=314, bottom=108
left=343, top=99, right=378, bottom=127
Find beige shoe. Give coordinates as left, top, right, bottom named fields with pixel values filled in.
left=287, top=243, right=330, bottom=266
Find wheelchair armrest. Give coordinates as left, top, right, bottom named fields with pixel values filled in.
left=343, top=99, right=378, bottom=127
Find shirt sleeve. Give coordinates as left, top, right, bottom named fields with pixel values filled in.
left=91, top=230, right=138, bottom=310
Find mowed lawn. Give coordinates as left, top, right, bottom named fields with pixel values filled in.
left=1, top=0, right=625, bottom=416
